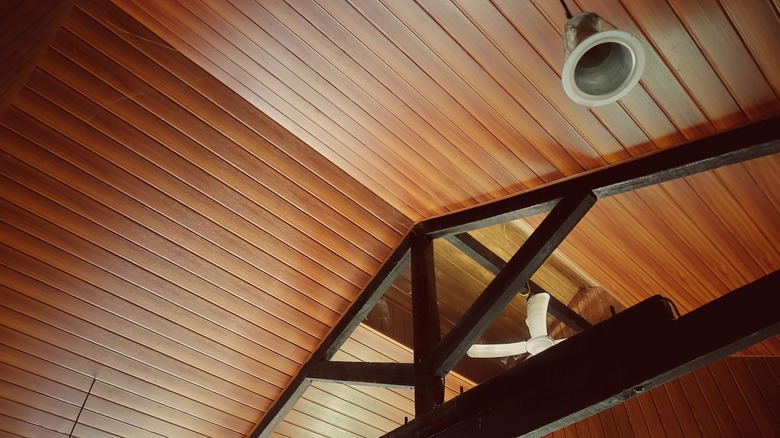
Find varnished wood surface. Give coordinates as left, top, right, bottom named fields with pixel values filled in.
left=113, top=0, right=780, bottom=220
left=0, top=0, right=73, bottom=118
left=1, top=1, right=410, bottom=436
left=271, top=324, right=474, bottom=438
left=1, top=0, right=779, bottom=436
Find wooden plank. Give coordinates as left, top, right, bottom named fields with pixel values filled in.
left=88, top=380, right=245, bottom=438
left=0, top=378, right=80, bottom=419
left=292, top=396, right=386, bottom=437
left=0, top=397, right=72, bottom=436
left=726, top=358, right=780, bottom=436
left=635, top=390, right=668, bottom=436
left=27, top=48, right=365, bottom=304
left=677, top=370, right=720, bottom=437
left=432, top=192, right=596, bottom=376
left=113, top=0, right=463, bottom=216
left=622, top=0, right=746, bottom=127
left=419, top=115, right=780, bottom=237
left=745, top=358, right=780, bottom=428
left=70, top=423, right=125, bottom=438
left=622, top=397, right=651, bottom=438
left=718, top=0, right=780, bottom=96
left=305, top=382, right=404, bottom=432
left=709, top=359, right=762, bottom=437
left=608, top=401, right=637, bottom=437
left=276, top=0, right=548, bottom=189
left=594, top=408, right=619, bottom=438
left=1, top=114, right=340, bottom=331
left=663, top=379, right=703, bottom=437
left=0, top=0, right=72, bottom=118
left=694, top=366, right=741, bottom=436
left=0, top=413, right=66, bottom=438
left=0, top=302, right=263, bottom=422
left=0, top=197, right=299, bottom=385
left=75, top=409, right=167, bottom=438
left=666, top=0, right=779, bottom=119
left=74, top=0, right=409, bottom=249
left=0, top=325, right=255, bottom=433
left=0, top=217, right=300, bottom=380
left=0, top=346, right=90, bottom=405
left=0, top=284, right=276, bottom=407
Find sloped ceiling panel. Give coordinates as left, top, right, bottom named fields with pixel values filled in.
left=1, top=0, right=779, bottom=437
left=109, top=0, right=780, bottom=316
left=0, top=0, right=410, bottom=435
left=112, top=0, right=780, bottom=219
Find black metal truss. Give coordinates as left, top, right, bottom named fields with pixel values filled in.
left=250, top=116, right=780, bottom=438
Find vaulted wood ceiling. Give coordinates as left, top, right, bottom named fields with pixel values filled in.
left=1, top=0, right=778, bottom=437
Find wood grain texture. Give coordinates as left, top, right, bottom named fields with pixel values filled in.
left=273, top=324, right=475, bottom=438
left=1, top=0, right=779, bottom=436
left=0, top=1, right=409, bottom=436
left=0, top=0, right=73, bottom=118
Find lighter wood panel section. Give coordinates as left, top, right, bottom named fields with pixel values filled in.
left=274, top=324, right=476, bottom=437
left=0, top=0, right=72, bottom=117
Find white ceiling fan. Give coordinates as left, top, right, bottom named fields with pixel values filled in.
left=467, top=292, right=565, bottom=358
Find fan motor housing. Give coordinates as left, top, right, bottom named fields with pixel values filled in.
left=526, top=336, right=556, bottom=355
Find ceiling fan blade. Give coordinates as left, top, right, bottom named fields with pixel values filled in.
left=526, top=292, right=550, bottom=339
left=467, top=341, right=528, bottom=358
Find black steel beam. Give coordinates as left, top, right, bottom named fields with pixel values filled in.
left=432, top=192, right=596, bottom=377
left=419, top=115, right=780, bottom=238
left=411, top=230, right=444, bottom=415
left=249, top=233, right=412, bottom=438
left=444, top=232, right=592, bottom=332
left=384, top=270, right=780, bottom=438
left=307, top=361, right=415, bottom=388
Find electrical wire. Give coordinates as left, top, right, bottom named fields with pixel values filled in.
left=69, top=377, right=96, bottom=437
left=559, top=0, right=574, bottom=19
left=662, top=297, right=682, bottom=319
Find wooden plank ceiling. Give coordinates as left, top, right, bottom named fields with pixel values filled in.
left=1, top=0, right=778, bottom=436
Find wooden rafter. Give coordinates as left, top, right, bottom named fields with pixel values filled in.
left=411, top=230, right=445, bottom=415
left=250, top=116, right=780, bottom=438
